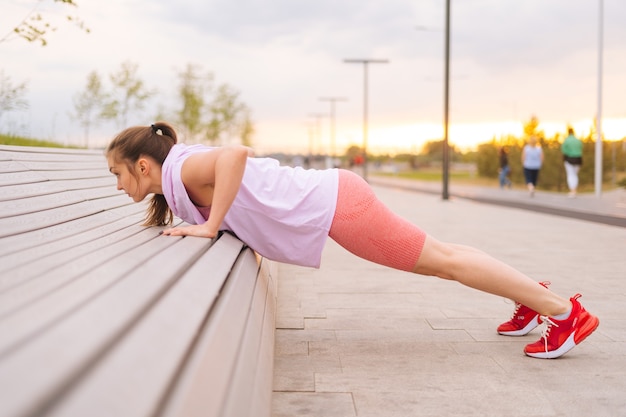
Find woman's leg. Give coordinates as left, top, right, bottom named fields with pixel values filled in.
left=329, top=170, right=570, bottom=316
left=564, top=161, right=580, bottom=192
left=329, top=170, right=426, bottom=272
left=412, top=235, right=571, bottom=316
left=523, top=168, right=534, bottom=193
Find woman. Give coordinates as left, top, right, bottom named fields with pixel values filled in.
left=562, top=127, right=583, bottom=197
left=105, top=122, right=599, bottom=359
left=522, top=136, right=543, bottom=197
left=498, top=146, right=512, bottom=189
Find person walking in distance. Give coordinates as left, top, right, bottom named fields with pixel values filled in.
left=498, top=146, right=512, bottom=189
left=561, top=127, right=583, bottom=197
left=105, top=122, right=599, bottom=359
left=522, top=135, right=543, bottom=197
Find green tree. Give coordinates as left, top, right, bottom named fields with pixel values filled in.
left=0, top=70, right=28, bottom=127
left=174, top=63, right=254, bottom=146
left=175, top=63, right=214, bottom=142
left=103, top=61, right=155, bottom=128
left=205, top=84, right=252, bottom=146
left=421, top=140, right=460, bottom=164
left=70, top=71, right=107, bottom=147
left=476, top=141, right=499, bottom=178
left=239, top=108, right=255, bottom=147
left=1, top=0, right=89, bottom=47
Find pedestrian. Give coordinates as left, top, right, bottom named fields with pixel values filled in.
left=498, top=146, right=512, bottom=189
left=106, top=122, right=599, bottom=359
left=561, top=127, right=583, bottom=197
left=522, top=135, right=544, bottom=197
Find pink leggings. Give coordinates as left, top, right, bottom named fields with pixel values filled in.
left=328, top=170, right=427, bottom=272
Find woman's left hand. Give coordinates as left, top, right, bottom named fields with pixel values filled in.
left=161, top=224, right=217, bottom=238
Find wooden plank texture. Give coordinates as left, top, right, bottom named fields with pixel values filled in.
left=46, top=233, right=245, bottom=417
left=158, top=247, right=261, bottom=417
left=0, top=146, right=276, bottom=417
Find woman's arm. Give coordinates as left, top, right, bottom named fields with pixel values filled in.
left=162, top=145, right=251, bottom=238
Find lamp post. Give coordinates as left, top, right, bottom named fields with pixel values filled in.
left=319, top=96, right=347, bottom=157
left=442, top=0, right=451, bottom=200
left=595, top=0, right=604, bottom=197
left=343, top=59, right=389, bottom=181
left=308, top=112, right=326, bottom=162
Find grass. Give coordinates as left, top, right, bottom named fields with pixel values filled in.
left=372, top=168, right=625, bottom=192
left=0, top=134, right=76, bottom=148
left=374, top=169, right=496, bottom=186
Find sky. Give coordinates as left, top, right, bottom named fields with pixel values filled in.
left=1, top=0, right=625, bottom=155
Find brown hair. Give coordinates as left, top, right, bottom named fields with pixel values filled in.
left=106, top=122, right=177, bottom=226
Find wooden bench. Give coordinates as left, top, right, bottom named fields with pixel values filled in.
left=0, top=145, right=277, bottom=417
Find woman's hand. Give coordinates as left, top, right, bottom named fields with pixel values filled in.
left=162, top=224, right=217, bottom=238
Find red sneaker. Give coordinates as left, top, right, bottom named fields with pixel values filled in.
left=497, top=281, right=550, bottom=336
left=524, top=294, right=599, bottom=359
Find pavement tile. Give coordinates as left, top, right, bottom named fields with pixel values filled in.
left=272, top=392, right=356, bottom=417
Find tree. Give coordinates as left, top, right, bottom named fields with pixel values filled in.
left=172, top=63, right=254, bottom=145
left=175, top=63, right=214, bottom=142
left=421, top=140, right=459, bottom=163
left=239, top=108, right=255, bottom=147
left=205, top=84, right=252, bottom=146
left=103, top=61, right=155, bottom=128
left=1, top=0, right=89, bottom=47
left=70, top=71, right=107, bottom=147
left=522, top=115, right=544, bottom=139
left=0, top=70, right=28, bottom=126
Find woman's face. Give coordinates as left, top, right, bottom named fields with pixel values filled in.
left=107, top=154, right=150, bottom=202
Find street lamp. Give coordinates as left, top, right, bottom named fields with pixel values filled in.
left=442, top=0, right=451, bottom=200
left=308, top=112, right=326, bottom=161
left=343, top=59, right=389, bottom=181
left=319, top=97, right=348, bottom=157
left=595, top=0, right=604, bottom=197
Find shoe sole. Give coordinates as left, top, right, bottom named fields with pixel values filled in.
left=525, top=313, right=600, bottom=359
left=498, top=314, right=541, bottom=336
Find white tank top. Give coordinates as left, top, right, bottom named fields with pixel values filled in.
left=523, top=145, right=543, bottom=169
left=161, top=143, right=338, bottom=267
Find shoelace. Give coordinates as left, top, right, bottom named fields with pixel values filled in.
left=509, top=302, right=521, bottom=320
left=538, top=316, right=559, bottom=352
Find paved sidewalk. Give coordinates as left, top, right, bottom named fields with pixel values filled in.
left=369, top=176, right=626, bottom=227
left=271, top=181, right=626, bottom=417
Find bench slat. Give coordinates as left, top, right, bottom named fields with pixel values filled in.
left=0, top=194, right=132, bottom=238
left=17, top=160, right=108, bottom=171
left=0, top=203, right=147, bottom=257
left=0, top=178, right=115, bottom=202
left=0, top=187, right=125, bottom=218
left=0, top=191, right=87, bottom=218
left=0, top=161, right=29, bottom=173
left=0, top=170, right=48, bottom=186
left=221, top=257, right=276, bottom=417
left=41, top=169, right=112, bottom=181
left=248, top=259, right=278, bottom=415
left=0, top=146, right=105, bottom=160
left=158, top=247, right=260, bottom=417
left=0, top=213, right=145, bottom=277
